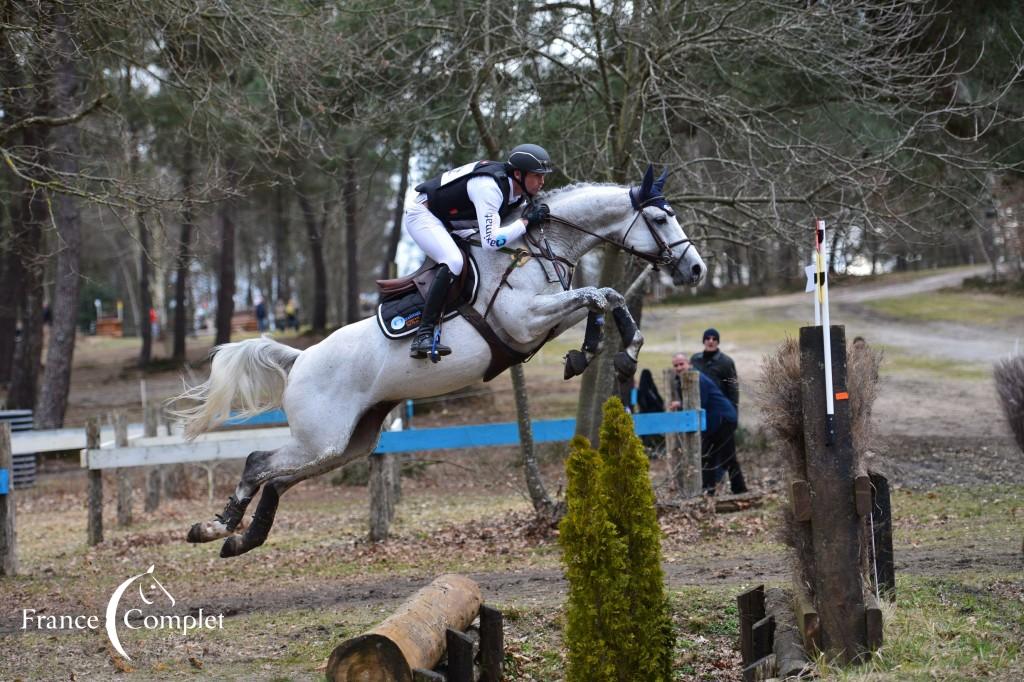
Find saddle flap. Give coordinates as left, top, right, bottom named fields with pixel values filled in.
left=376, top=258, right=437, bottom=296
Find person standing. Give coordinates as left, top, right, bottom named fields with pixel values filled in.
left=671, top=353, right=747, bottom=495
left=690, top=328, right=739, bottom=407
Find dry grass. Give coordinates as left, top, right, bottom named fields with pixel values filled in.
left=994, top=354, right=1024, bottom=454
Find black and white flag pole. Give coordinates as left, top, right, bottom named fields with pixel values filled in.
left=805, top=219, right=836, bottom=444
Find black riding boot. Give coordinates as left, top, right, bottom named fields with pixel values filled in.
left=410, top=264, right=455, bottom=359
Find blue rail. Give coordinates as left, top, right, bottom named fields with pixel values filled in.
left=226, top=408, right=704, bottom=455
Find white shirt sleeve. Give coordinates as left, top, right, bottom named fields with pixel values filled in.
left=466, top=176, right=526, bottom=250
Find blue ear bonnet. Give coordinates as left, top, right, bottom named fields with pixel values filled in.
left=630, top=165, right=674, bottom=214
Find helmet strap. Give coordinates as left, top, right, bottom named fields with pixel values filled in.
left=510, top=168, right=532, bottom=198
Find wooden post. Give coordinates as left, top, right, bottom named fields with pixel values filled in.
left=865, top=593, right=883, bottom=651
left=86, top=418, right=103, bottom=545
left=479, top=604, right=504, bottom=682
left=369, top=454, right=395, bottom=541
left=114, top=413, right=132, bottom=527
left=737, top=584, right=765, bottom=665
left=0, top=423, right=16, bottom=575
left=765, top=587, right=812, bottom=679
left=386, top=404, right=403, bottom=510
left=662, top=368, right=680, bottom=466
left=799, top=324, right=866, bottom=662
left=144, top=404, right=161, bottom=512
left=665, top=367, right=701, bottom=497
left=869, top=471, right=895, bottom=599
left=445, top=628, right=474, bottom=682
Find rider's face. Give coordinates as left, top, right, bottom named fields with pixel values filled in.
left=522, top=171, right=546, bottom=195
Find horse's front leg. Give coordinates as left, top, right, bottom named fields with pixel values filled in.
left=609, top=297, right=644, bottom=382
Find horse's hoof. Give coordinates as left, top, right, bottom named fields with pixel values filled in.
left=187, top=521, right=230, bottom=544
left=220, top=536, right=246, bottom=558
left=613, top=351, right=637, bottom=378
left=564, top=350, right=589, bottom=380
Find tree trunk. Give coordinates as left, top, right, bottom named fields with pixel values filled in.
left=137, top=211, right=153, bottom=367
left=297, top=193, right=328, bottom=332
left=574, top=247, right=626, bottom=446
left=273, top=184, right=290, bottom=303
left=173, top=138, right=195, bottom=361
left=343, top=146, right=360, bottom=325
left=35, top=5, right=83, bottom=429
left=0, top=221, right=17, bottom=385
left=215, top=154, right=238, bottom=345
left=6, top=181, right=46, bottom=410
left=380, top=140, right=411, bottom=282
left=511, top=363, right=556, bottom=516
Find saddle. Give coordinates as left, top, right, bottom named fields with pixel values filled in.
left=374, top=247, right=480, bottom=339
left=374, top=242, right=542, bottom=381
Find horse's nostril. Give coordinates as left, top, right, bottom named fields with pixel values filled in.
left=691, top=263, right=703, bottom=277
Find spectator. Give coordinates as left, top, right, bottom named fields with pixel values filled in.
left=690, top=328, right=738, bottom=407
left=285, top=297, right=299, bottom=331
left=671, top=353, right=747, bottom=495
left=255, top=297, right=268, bottom=333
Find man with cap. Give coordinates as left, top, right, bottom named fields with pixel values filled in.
left=404, top=144, right=554, bottom=360
left=690, top=328, right=739, bottom=407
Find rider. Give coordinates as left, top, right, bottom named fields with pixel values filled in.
left=404, top=143, right=555, bottom=359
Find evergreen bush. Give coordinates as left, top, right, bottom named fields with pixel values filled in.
left=560, top=398, right=675, bottom=682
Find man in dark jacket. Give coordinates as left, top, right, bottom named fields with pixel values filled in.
left=671, top=353, right=747, bottom=495
left=690, top=328, right=738, bottom=407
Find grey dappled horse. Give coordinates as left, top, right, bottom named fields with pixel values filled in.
left=175, top=167, right=705, bottom=557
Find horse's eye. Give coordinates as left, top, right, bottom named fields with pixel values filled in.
left=654, top=215, right=668, bottom=224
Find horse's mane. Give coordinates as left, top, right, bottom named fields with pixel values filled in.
left=539, top=181, right=621, bottom=201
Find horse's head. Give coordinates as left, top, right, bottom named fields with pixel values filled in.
left=627, top=166, right=706, bottom=287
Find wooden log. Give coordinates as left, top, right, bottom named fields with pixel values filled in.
left=742, top=654, right=775, bottom=682
left=86, top=418, right=103, bottom=545
left=790, top=479, right=811, bottom=522
left=326, top=574, right=483, bottom=682
left=114, top=413, right=133, bottom=527
left=765, top=587, right=813, bottom=679
left=0, top=423, right=16, bottom=576
left=865, top=593, right=883, bottom=651
left=479, top=604, right=504, bottom=682
left=799, top=325, right=867, bottom=662
left=793, top=583, right=820, bottom=656
left=869, top=471, right=896, bottom=599
left=445, top=628, right=474, bottom=682
left=143, top=405, right=161, bottom=513
left=737, top=584, right=765, bottom=665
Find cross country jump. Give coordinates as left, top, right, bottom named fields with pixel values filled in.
left=172, top=166, right=706, bottom=558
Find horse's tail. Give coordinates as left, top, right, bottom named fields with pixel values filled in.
left=170, top=336, right=302, bottom=440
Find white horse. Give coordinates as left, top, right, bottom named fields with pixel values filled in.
left=176, top=166, right=705, bottom=557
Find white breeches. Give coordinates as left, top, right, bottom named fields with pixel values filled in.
left=404, top=194, right=465, bottom=275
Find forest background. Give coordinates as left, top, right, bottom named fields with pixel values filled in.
left=1, top=0, right=1022, bottom=431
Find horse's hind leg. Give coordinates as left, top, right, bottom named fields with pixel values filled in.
left=187, top=449, right=276, bottom=543
left=218, top=401, right=398, bottom=558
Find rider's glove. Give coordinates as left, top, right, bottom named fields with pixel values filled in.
left=524, top=203, right=550, bottom=229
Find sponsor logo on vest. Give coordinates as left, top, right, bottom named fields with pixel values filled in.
left=390, top=315, right=406, bottom=330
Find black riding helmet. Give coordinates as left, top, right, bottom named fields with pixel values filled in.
left=507, top=144, right=554, bottom=175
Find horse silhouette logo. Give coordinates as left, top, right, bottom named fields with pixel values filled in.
left=105, top=565, right=175, bottom=660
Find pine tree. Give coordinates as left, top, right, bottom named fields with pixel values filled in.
left=598, top=397, right=675, bottom=681
left=560, top=400, right=675, bottom=682
left=560, top=435, right=629, bottom=682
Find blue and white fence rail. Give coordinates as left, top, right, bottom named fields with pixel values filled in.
left=81, top=409, right=705, bottom=470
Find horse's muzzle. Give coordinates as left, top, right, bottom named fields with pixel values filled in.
left=671, top=256, right=705, bottom=287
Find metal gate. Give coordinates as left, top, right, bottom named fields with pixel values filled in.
left=0, top=410, right=35, bottom=488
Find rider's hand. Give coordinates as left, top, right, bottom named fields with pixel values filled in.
left=524, top=203, right=550, bottom=229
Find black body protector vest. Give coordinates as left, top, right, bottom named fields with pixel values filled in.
left=415, top=161, right=525, bottom=231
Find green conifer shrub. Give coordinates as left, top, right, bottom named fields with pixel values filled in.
left=559, top=398, right=675, bottom=682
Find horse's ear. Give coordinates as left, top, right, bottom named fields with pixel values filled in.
left=653, top=167, right=669, bottom=195
left=639, top=164, right=654, bottom=199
